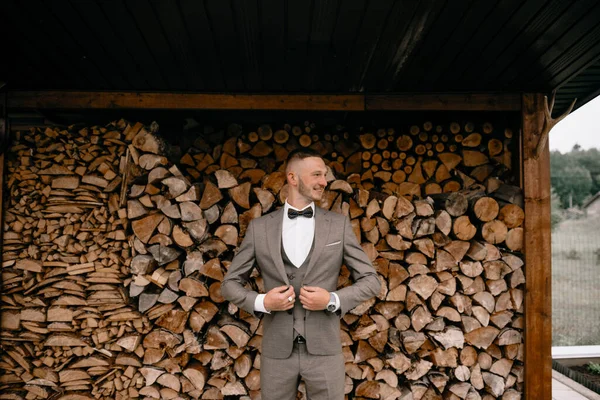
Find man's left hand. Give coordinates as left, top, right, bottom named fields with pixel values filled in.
left=299, top=286, right=330, bottom=310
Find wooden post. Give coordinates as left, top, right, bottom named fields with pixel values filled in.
left=522, top=93, right=552, bottom=399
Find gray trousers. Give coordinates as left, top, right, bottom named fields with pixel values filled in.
left=260, top=342, right=345, bottom=400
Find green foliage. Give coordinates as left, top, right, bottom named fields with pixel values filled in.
left=552, top=165, right=592, bottom=207
left=571, top=147, right=600, bottom=195
left=587, top=362, right=600, bottom=375
left=551, top=187, right=563, bottom=230
left=550, top=147, right=597, bottom=207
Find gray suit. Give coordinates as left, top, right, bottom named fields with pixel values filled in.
left=221, top=206, right=381, bottom=359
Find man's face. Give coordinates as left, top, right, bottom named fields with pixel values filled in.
left=295, top=157, right=328, bottom=202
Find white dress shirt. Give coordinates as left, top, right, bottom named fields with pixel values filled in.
left=282, top=201, right=316, bottom=267
left=254, top=201, right=340, bottom=313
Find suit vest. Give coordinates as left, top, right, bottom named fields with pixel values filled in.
left=281, top=239, right=314, bottom=339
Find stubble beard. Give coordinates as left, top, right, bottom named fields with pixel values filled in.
left=298, top=178, right=324, bottom=202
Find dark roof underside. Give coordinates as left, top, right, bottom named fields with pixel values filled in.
left=2, top=0, right=600, bottom=114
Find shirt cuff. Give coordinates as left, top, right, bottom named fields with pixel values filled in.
left=254, top=294, right=270, bottom=314
left=331, top=292, right=340, bottom=312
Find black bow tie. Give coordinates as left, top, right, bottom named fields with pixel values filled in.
left=288, top=207, right=314, bottom=219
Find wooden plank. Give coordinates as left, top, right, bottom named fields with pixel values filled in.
left=232, top=0, right=262, bottom=91
left=0, top=29, right=50, bottom=89
left=8, top=91, right=365, bottom=111
left=457, top=1, right=547, bottom=86
left=546, top=27, right=600, bottom=88
left=320, top=0, right=366, bottom=91
left=126, top=0, right=186, bottom=89
left=502, top=0, right=596, bottom=86
left=344, top=0, right=394, bottom=91
left=421, top=0, right=500, bottom=89
left=47, top=0, right=130, bottom=90
left=380, top=1, right=445, bottom=92
left=563, top=85, right=600, bottom=112
left=179, top=0, right=225, bottom=90
left=70, top=0, right=149, bottom=90
left=259, top=0, right=286, bottom=91
left=284, top=0, right=312, bottom=92
left=98, top=1, right=168, bottom=90
left=395, top=1, right=473, bottom=91
left=4, top=0, right=85, bottom=89
left=24, top=0, right=109, bottom=89
left=150, top=0, right=205, bottom=90
left=486, top=1, right=571, bottom=84
left=441, top=0, right=524, bottom=88
left=366, top=93, right=521, bottom=111
left=359, top=0, right=422, bottom=91
left=522, top=93, right=552, bottom=400
left=204, top=0, right=245, bottom=90
left=305, top=0, right=339, bottom=92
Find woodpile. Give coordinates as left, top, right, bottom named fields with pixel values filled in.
left=1, top=122, right=151, bottom=399
left=1, top=118, right=524, bottom=399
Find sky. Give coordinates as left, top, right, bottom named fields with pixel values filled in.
left=549, top=94, right=600, bottom=153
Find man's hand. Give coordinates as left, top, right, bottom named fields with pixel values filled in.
left=299, top=286, right=330, bottom=310
left=264, top=286, right=295, bottom=312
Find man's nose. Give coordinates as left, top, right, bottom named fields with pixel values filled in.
left=319, top=176, right=327, bottom=187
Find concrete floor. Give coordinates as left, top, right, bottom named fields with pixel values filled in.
left=553, top=370, right=600, bottom=400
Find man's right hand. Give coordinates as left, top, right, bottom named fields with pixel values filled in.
left=264, top=286, right=295, bottom=312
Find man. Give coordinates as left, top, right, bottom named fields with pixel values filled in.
left=221, top=148, right=381, bottom=400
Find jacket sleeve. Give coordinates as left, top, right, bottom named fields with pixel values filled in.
left=335, top=216, right=382, bottom=316
left=220, top=220, right=260, bottom=316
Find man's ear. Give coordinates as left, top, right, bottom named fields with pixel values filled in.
left=287, top=171, right=296, bottom=185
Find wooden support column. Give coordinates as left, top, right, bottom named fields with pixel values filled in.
left=522, top=93, right=552, bottom=399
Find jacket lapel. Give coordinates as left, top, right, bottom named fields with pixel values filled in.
left=304, top=207, right=331, bottom=279
left=265, top=208, right=289, bottom=285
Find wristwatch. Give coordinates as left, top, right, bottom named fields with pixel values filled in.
left=326, top=293, right=337, bottom=312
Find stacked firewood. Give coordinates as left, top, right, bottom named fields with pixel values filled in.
left=1, top=118, right=524, bottom=400
left=0, top=123, right=151, bottom=399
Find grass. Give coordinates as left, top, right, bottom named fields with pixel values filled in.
left=588, top=363, right=600, bottom=375
left=552, top=215, right=600, bottom=346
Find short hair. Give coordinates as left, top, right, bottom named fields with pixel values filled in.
left=285, top=148, right=323, bottom=172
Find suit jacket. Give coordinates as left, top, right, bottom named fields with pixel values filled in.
left=221, top=206, right=381, bottom=358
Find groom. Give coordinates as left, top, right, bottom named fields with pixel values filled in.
left=221, top=148, right=380, bottom=400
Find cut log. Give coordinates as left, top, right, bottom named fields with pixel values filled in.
left=481, top=220, right=508, bottom=245
left=505, top=228, right=523, bottom=251
left=498, top=204, right=524, bottom=228
left=453, top=216, right=477, bottom=241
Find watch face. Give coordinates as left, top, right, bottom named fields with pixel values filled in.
left=327, top=304, right=336, bottom=312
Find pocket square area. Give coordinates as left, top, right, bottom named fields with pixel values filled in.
left=325, top=241, right=341, bottom=247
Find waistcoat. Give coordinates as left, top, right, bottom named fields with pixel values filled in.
left=281, top=239, right=314, bottom=338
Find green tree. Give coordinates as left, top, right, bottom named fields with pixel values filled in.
left=551, top=187, right=563, bottom=230
left=571, top=147, right=600, bottom=195
left=551, top=164, right=593, bottom=207
left=550, top=146, right=597, bottom=207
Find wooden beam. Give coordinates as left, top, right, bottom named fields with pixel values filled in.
left=522, top=93, right=552, bottom=400
left=366, top=93, right=521, bottom=111
left=7, top=91, right=522, bottom=112
left=7, top=91, right=364, bottom=111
